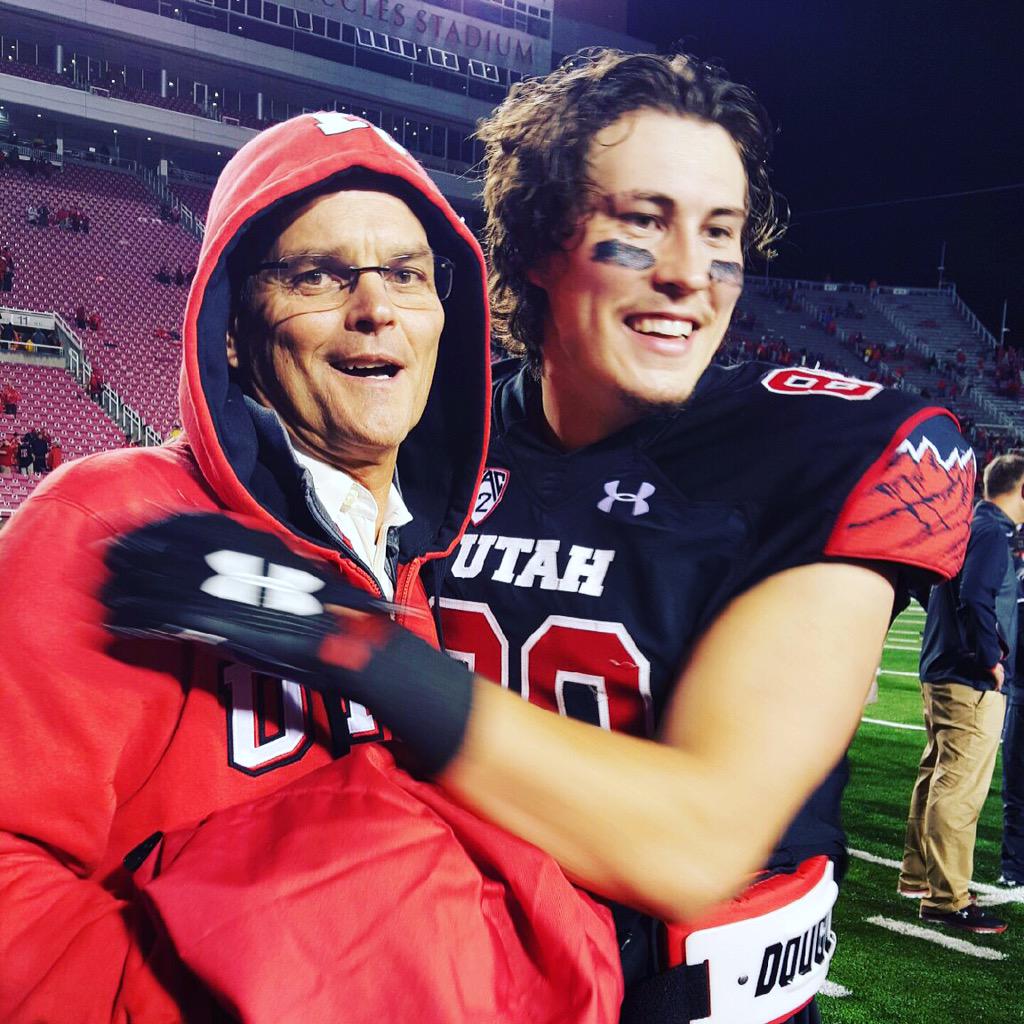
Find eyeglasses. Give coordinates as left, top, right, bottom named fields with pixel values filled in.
left=252, top=252, right=454, bottom=310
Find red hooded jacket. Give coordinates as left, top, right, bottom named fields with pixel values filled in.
left=0, top=113, right=621, bottom=1023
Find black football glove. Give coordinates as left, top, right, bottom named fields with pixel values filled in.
left=103, top=513, right=474, bottom=773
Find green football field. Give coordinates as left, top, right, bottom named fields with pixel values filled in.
left=821, top=603, right=1023, bottom=1023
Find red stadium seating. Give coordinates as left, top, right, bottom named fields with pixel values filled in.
left=0, top=361, right=128, bottom=510
left=0, top=159, right=199, bottom=436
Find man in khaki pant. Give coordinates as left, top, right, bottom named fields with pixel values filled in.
left=900, top=452, right=1024, bottom=933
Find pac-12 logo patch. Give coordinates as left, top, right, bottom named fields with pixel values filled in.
left=471, top=467, right=510, bottom=526
left=760, top=367, right=882, bottom=401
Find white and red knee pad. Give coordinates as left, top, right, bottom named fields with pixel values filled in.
left=663, top=856, right=838, bottom=1024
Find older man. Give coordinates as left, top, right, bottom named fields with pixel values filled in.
left=0, top=113, right=620, bottom=1023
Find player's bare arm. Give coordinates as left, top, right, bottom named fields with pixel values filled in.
left=442, top=560, right=895, bottom=921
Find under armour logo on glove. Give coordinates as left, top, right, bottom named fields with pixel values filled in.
left=102, top=512, right=381, bottom=678
left=597, top=480, right=656, bottom=516
left=202, top=550, right=325, bottom=615
left=103, top=512, right=475, bottom=775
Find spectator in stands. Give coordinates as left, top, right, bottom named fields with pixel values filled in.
left=88, top=368, right=104, bottom=402
left=0, top=251, right=10, bottom=294
left=30, top=327, right=48, bottom=352
left=87, top=311, right=102, bottom=332
left=2, top=382, right=19, bottom=416
left=81, top=212, right=90, bottom=234
left=38, top=202, right=49, bottom=228
left=0, top=433, right=14, bottom=475
left=175, top=264, right=186, bottom=287
left=26, top=203, right=38, bottom=225
left=46, top=437, right=63, bottom=472
left=1, top=253, right=13, bottom=293
left=29, top=429, right=49, bottom=476
left=75, top=304, right=88, bottom=329
left=16, top=433, right=33, bottom=477
left=899, top=452, right=1024, bottom=934
left=155, top=263, right=171, bottom=285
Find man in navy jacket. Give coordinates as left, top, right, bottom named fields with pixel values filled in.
left=998, top=523, right=1024, bottom=888
left=900, top=451, right=1024, bottom=933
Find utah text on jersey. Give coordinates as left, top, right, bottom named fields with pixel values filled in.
left=451, top=534, right=616, bottom=597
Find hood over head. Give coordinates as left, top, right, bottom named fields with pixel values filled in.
left=178, top=112, right=489, bottom=566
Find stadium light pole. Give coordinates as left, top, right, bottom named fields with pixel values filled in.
left=999, top=300, right=1009, bottom=348
left=937, top=240, right=946, bottom=290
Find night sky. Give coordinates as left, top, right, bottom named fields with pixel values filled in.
left=628, top=0, right=1023, bottom=340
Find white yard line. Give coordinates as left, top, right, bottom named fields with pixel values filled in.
left=850, top=848, right=902, bottom=869
left=866, top=916, right=1006, bottom=960
left=878, top=669, right=920, bottom=677
left=849, top=850, right=1022, bottom=903
left=884, top=644, right=921, bottom=652
left=888, top=630, right=922, bottom=637
left=819, top=980, right=852, bottom=998
left=861, top=717, right=925, bottom=731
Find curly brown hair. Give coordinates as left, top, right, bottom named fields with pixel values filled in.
left=477, top=48, right=786, bottom=367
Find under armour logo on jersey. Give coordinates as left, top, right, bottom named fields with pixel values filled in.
left=598, top=480, right=656, bottom=516
left=201, top=550, right=325, bottom=615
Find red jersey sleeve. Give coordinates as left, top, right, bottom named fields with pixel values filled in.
left=824, top=409, right=975, bottom=580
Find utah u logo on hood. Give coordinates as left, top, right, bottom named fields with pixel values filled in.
left=312, top=111, right=410, bottom=158
left=471, top=467, right=510, bottom=526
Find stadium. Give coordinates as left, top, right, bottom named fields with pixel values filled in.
left=1, top=1, right=1021, bottom=1021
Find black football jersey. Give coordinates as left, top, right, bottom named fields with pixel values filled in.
left=440, top=360, right=974, bottom=869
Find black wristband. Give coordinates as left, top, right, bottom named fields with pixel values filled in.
left=356, top=628, right=475, bottom=775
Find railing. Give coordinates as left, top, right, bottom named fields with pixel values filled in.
left=138, top=166, right=205, bottom=242
left=168, top=166, right=219, bottom=188
left=952, top=292, right=1001, bottom=352
left=52, top=312, right=165, bottom=446
left=868, top=293, right=1017, bottom=433
left=765, top=277, right=867, bottom=295
left=4, top=142, right=63, bottom=168
left=765, top=277, right=958, bottom=300
left=872, top=283, right=957, bottom=299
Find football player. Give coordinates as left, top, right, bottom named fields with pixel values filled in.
left=101, top=52, right=975, bottom=1024
left=438, top=49, right=976, bottom=1021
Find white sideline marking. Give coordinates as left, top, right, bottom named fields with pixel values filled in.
left=850, top=848, right=901, bottom=869
left=861, top=717, right=925, bottom=731
left=888, top=630, right=922, bottom=637
left=819, top=980, right=852, bottom=998
left=879, top=669, right=920, bottom=677
left=849, top=850, right=1024, bottom=903
left=884, top=644, right=921, bottom=651
left=866, top=916, right=1006, bottom=960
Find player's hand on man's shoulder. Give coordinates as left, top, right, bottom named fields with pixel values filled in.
left=102, top=511, right=476, bottom=775
left=102, top=511, right=386, bottom=685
